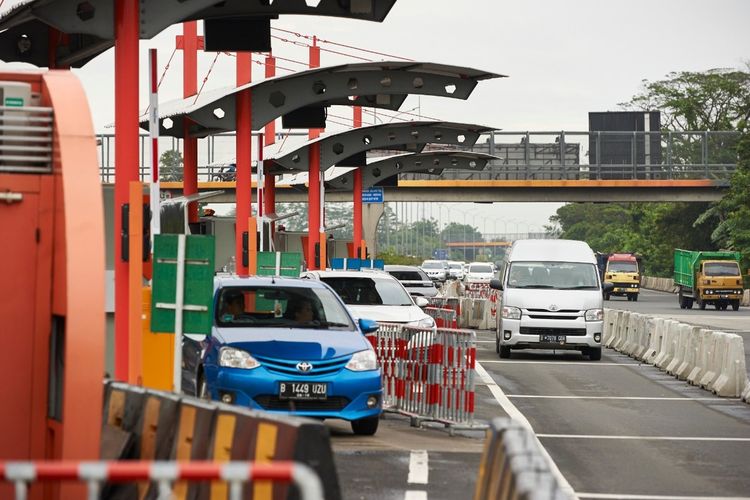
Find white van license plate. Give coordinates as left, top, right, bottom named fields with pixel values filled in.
left=540, top=334, right=566, bottom=344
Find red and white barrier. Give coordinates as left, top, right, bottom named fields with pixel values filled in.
left=367, top=324, right=479, bottom=430
left=1, top=461, right=323, bottom=500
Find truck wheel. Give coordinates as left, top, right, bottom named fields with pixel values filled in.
left=499, top=346, right=511, bottom=359
left=732, top=300, right=740, bottom=311
left=632, top=294, right=638, bottom=302
left=686, top=299, right=694, bottom=309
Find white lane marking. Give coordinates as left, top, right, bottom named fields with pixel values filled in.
left=536, top=434, right=750, bottom=442
left=479, top=360, right=633, bottom=366
left=507, top=395, right=730, bottom=401
left=474, top=361, right=576, bottom=497
left=578, top=494, right=750, bottom=500
left=407, top=450, right=429, bottom=485
left=404, top=491, right=427, bottom=500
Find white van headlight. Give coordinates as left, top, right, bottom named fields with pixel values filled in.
left=345, top=349, right=378, bottom=371
left=585, top=309, right=603, bottom=322
left=502, top=306, right=521, bottom=320
left=219, top=347, right=260, bottom=369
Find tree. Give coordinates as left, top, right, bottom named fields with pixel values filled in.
left=159, top=149, right=183, bottom=181
left=621, top=68, right=750, bottom=131
left=703, top=132, right=750, bottom=275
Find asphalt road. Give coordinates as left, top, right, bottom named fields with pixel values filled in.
left=329, top=293, right=750, bottom=499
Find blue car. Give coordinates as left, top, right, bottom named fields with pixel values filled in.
left=181, top=276, right=383, bottom=435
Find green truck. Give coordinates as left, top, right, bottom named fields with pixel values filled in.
left=674, top=249, right=744, bottom=310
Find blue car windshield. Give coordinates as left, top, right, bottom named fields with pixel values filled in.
left=216, top=285, right=354, bottom=330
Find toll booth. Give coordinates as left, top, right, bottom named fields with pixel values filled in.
left=0, top=71, right=105, bottom=496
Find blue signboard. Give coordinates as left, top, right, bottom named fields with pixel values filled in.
left=433, top=248, right=449, bottom=260
left=362, top=187, right=384, bottom=204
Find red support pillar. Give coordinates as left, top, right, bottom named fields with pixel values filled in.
left=235, top=53, right=252, bottom=275
left=113, top=0, right=139, bottom=381
left=263, top=54, right=276, bottom=217
left=352, top=106, right=363, bottom=258
left=182, top=21, right=199, bottom=223
left=307, top=39, right=322, bottom=268
left=308, top=142, right=321, bottom=269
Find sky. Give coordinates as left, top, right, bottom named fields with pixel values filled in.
left=2, top=0, right=749, bottom=234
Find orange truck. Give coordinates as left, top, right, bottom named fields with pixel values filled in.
left=603, top=253, right=642, bottom=301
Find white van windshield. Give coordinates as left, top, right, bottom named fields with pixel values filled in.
left=508, top=262, right=600, bottom=290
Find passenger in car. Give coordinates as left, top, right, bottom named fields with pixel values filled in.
left=285, top=298, right=315, bottom=322
left=220, top=291, right=245, bottom=321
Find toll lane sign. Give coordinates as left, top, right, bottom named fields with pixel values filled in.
left=362, top=187, right=384, bottom=204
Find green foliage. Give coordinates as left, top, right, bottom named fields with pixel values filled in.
left=551, top=202, right=720, bottom=276
left=711, top=132, right=750, bottom=273
left=621, top=68, right=750, bottom=131
left=159, top=149, right=183, bottom=182
left=376, top=249, right=422, bottom=266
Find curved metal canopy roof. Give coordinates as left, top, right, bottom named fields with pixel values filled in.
left=325, top=151, right=498, bottom=191
left=137, top=61, right=505, bottom=138
left=267, top=121, right=497, bottom=173
left=0, top=0, right=398, bottom=68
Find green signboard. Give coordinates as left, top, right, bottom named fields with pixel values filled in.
left=151, top=234, right=215, bottom=334
left=256, top=252, right=303, bottom=278
left=4, top=97, right=24, bottom=107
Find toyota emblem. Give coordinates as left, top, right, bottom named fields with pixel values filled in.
left=548, top=304, right=559, bottom=311
left=296, top=361, right=313, bottom=373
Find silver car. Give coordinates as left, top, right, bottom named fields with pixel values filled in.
left=385, top=265, right=439, bottom=298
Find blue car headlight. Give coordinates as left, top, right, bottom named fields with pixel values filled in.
left=219, top=347, right=260, bottom=370
left=345, top=349, right=378, bottom=371
left=585, top=309, right=603, bottom=322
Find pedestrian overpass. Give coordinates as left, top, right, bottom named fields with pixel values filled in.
left=98, top=129, right=738, bottom=203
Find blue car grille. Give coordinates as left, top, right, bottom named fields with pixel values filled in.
left=255, top=396, right=350, bottom=411
left=253, top=354, right=351, bottom=376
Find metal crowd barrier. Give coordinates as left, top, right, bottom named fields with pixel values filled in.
left=424, top=306, right=458, bottom=328
left=1, top=460, right=324, bottom=500
left=367, top=324, right=480, bottom=433
left=464, top=283, right=492, bottom=299
left=473, top=418, right=575, bottom=500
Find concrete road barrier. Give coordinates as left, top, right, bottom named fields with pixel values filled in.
left=101, top=381, right=342, bottom=500
left=605, top=310, right=749, bottom=403
left=712, top=334, right=749, bottom=398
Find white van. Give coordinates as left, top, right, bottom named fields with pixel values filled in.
left=489, top=239, right=614, bottom=361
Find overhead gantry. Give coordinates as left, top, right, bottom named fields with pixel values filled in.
left=266, top=121, right=497, bottom=263
left=0, top=0, right=399, bottom=67
left=138, top=64, right=503, bottom=268
left=324, top=150, right=498, bottom=191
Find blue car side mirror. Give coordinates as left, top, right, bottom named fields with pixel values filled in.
left=358, top=318, right=379, bottom=334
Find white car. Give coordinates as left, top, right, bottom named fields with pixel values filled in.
left=301, top=270, right=436, bottom=329
left=447, top=261, right=466, bottom=280
left=420, top=260, right=449, bottom=282
left=464, top=262, right=496, bottom=284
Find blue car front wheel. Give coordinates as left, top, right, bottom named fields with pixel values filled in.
left=351, top=416, right=379, bottom=436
